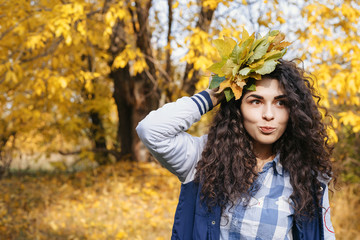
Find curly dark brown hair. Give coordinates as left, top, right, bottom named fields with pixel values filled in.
left=194, top=59, right=335, bottom=217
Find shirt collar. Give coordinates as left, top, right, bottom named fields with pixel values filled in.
left=272, top=153, right=284, bottom=176
left=260, top=153, right=284, bottom=176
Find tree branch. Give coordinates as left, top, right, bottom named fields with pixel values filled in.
left=20, top=36, right=64, bottom=63
left=128, top=4, right=138, bottom=34
left=101, top=0, right=112, bottom=14
left=166, top=0, right=173, bottom=75
left=144, top=54, right=172, bottom=83
left=0, top=16, right=30, bottom=41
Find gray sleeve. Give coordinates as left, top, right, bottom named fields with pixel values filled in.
left=136, top=95, right=210, bottom=183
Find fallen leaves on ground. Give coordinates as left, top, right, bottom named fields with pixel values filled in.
left=0, top=161, right=180, bottom=239
left=0, top=161, right=358, bottom=239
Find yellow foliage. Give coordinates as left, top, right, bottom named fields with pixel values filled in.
left=10, top=0, right=357, bottom=162
left=5, top=70, right=18, bottom=84
left=181, top=27, right=217, bottom=73
left=173, top=1, right=179, bottom=9
left=327, top=128, right=338, bottom=144
left=0, top=0, right=121, bottom=157
left=196, top=75, right=211, bottom=90
left=105, top=7, right=127, bottom=27
left=194, top=56, right=213, bottom=71
left=338, top=111, right=360, bottom=132
left=202, top=0, right=221, bottom=9
left=277, top=16, right=286, bottom=24
left=112, top=45, right=148, bottom=75
left=300, top=1, right=360, bottom=138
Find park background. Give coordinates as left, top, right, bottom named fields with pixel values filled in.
left=0, top=0, right=359, bottom=239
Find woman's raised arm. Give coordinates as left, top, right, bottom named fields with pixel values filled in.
left=136, top=90, right=223, bottom=183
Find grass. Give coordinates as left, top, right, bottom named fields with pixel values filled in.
left=0, top=161, right=359, bottom=239
left=330, top=183, right=360, bottom=239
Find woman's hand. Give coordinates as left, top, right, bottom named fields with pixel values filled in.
left=205, top=88, right=225, bottom=107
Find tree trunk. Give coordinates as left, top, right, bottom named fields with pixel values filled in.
left=85, top=55, right=109, bottom=165
left=89, top=111, right=109, bottom=165
left=131, top=0, right=159, bottom=162
left=109, top=0, right=159, bottom=162
left=111, top=64, right=158, bottom=162
left=111, top=66, right=133, bottom=160
left=0, top=121, right=15, bottom=178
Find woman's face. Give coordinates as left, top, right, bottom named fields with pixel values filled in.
left=240, top=78, right=289, bottom=149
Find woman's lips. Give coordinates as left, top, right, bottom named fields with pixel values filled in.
left=259, top=126, right=276, bottom=134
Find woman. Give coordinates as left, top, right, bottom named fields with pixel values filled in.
left=136, top=58, right=335, bottom=239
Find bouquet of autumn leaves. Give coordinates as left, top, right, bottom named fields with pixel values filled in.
left=208, top=29, right=291, bottom=101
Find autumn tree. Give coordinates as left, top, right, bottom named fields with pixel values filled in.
left=299, top=0, right=360, bottom=132
left=1, top=0, right=359, bottom=169
left=299, top=0, right=360, bottom=181
left=0, top=0, right=237, bottom=166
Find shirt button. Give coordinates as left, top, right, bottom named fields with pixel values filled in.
left=211, top=220, right=216, bottom=225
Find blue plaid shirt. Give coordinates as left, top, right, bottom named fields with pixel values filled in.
left=220, top=155, right=294, bottom=240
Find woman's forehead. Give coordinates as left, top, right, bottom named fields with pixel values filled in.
left=248, top=78, right=285, bottom=96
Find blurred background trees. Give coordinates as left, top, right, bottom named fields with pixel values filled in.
left=0, top=0, right=359, bottom=239
left=0, top=0, right=359, bottom=180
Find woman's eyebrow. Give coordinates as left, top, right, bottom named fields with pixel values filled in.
left=246, top=94, right=287, bottom=99
left=246, top=94, right=263, bottom=99
left=274, top=94, right=287, bottom=100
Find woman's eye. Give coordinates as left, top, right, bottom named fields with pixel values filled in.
left=250, top=100, right=261, bottom=105
left=276, top=100, right=286, bottom=106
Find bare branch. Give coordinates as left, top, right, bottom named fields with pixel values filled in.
left=166, top=0, right=173, bottom=75
left=20, top=36, right=64, bottom=63
left=128, top=4, right=138, bottom=34
left=144, top=54, right=172, bottom=83
left=101, top=0, right=112, bottom=14
left=0, top=16, right=31, bottom=41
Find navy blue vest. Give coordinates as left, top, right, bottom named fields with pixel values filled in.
left=171, top=181, right=325, bottom=240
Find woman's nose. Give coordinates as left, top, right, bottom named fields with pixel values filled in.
left=262, top=105, right=274, bottom=120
